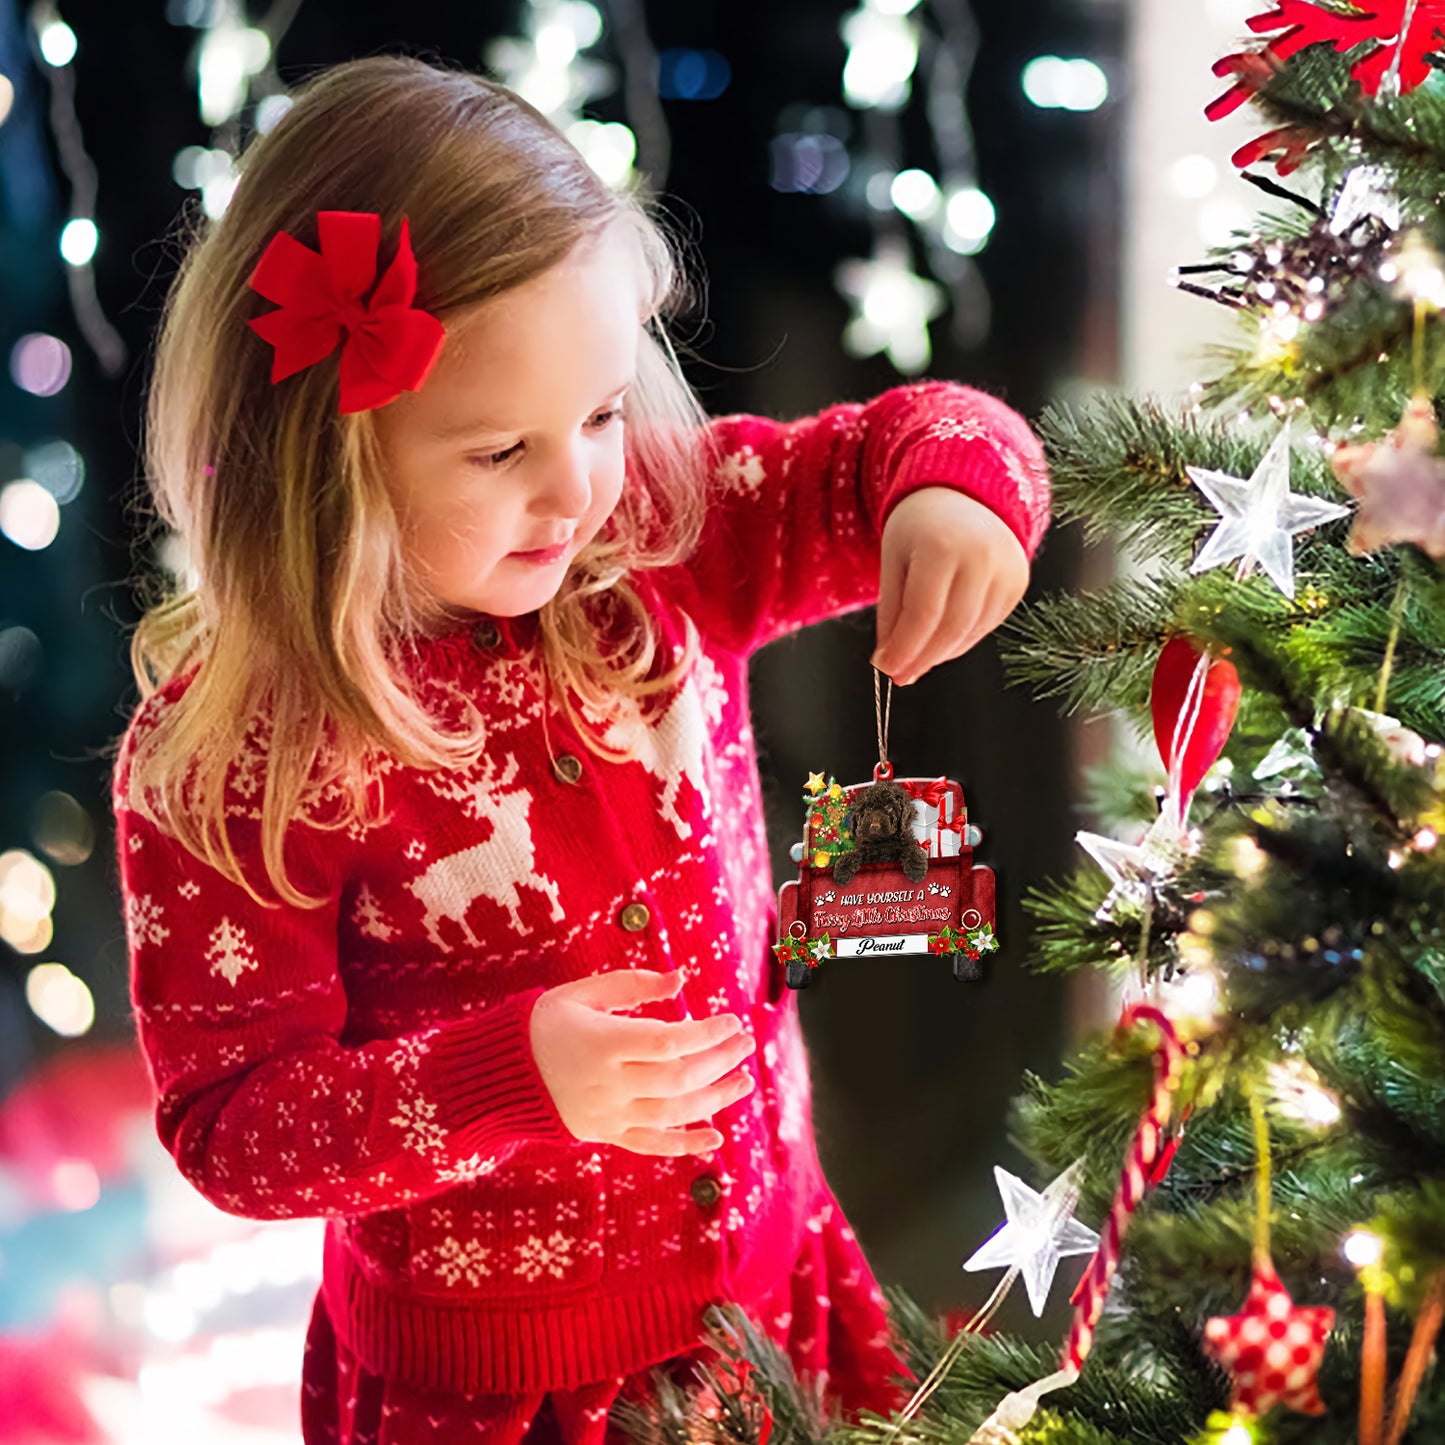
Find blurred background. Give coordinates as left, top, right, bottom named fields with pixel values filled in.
left=0, top=0, right=1262, bottom=1439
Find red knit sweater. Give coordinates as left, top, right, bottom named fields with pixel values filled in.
left=113, top=381, right=1049, bottom=1413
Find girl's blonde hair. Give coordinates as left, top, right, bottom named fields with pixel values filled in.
left=116, top=55, right=721, bottom=910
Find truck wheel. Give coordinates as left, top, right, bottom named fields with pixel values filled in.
left=952, top=953, right=982, bottom=982
left=786, top=958, right=813, bottom=990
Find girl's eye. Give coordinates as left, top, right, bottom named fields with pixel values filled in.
left=467, top=408, right=624, bottom=470
left=482, top=441, right=523, bottom=467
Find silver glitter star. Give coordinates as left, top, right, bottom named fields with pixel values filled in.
left=1187, top=426, right=1351, bottom=600
left=962, top=1159, right=1100, bottom=1318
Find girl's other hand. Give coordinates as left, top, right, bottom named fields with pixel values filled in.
left=529, top=967, right=756, bottom=1155
left=872, top=487, right=1030, bottom=687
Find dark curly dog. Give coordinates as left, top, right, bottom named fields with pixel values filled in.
left=831, top=780, right=928, bottom=886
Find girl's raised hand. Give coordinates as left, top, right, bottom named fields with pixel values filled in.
left=871, top=487, right=1030, bottom=687
left=529, top=967, right=756, bottom=1155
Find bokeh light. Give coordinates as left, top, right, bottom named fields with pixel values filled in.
left=566, top=119, right=635, bottom=188
left=38, top=19, right=78, bottom=67
left=0, top=72, right=14, bottom=127
left=770, top=133, right=850, bottom=195
left=32, top=790, right=97, bottom=866
left=22, top=439, right=85, bottom=504
left=0, top=479, right=62, bottom=550
left=26, top=962, right=95, bottom=1039
left=10, top=333, right=73, bottom=397
left=890, top=168, right=941, bottom=222
left=658, top=48, right=731, bottom=101
left=943, top=186, right=996, bottom=254
left=0, top=625, right=43, bottom=692
left=1022, top=56, right=1109, bottom=111
left=0, top=847, right=57, bottom=954
left=254, top=92, right=293, bottom=133
left=60, top=217, right=98, bottom=266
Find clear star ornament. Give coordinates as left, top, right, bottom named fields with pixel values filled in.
left=1186, top=424, right=1352, bottom=599
left=962, top=1159, right=1101, bottom=1317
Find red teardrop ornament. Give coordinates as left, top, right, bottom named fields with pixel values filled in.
left=1150, top=637, right=1242, bottom=799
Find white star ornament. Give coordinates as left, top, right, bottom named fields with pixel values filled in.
left=962, top=1159, right=1101, bottom=1317
left=1186, top=426, right=1351, bottom=599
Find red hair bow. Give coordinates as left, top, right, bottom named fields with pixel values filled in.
left=246, top=211, right=446, bottom=415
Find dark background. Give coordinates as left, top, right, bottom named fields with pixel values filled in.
left=0, top=0, right=1120, bottom=1337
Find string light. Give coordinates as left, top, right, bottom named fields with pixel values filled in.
left=36, top=11, right=77, bottom=67
left=27, top=7, right=125, bottom=375
left=167, top=2, right=305, bottom=220
left=1267, top=1058, right=1341, bottom=1127
left=1021, top=55, right=1108, bottom=111
left=841, top=3, right=919, bottom=109
left=829, top=0, right=993, bottom=369
left=25, top=961, right=95, bottom=1037
left=58, top=216, right=97, bottom=266
left=1344, top=1229, right=1384, bottom=1268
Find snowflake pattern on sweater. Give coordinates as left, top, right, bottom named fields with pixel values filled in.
left=114, top=380, right=1049, bottom=1405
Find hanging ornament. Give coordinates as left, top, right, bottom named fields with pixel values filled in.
left=961, top=1160, right=1101, bottom=1318
left=962, top=1006, right=1189, bottom=1445
left=1201, top=1089, right=1335, bottom=1422
left=1331, top=391, right=1445, bottom=557
left=1151, top=637, right=1243, bottom=805
left=1187, top=424, right=1353, bottom=600
left=1075, top=822, right=1182, bottom=921
left=1254, top=726, right=1320, bottom=782
left=774, top=669, right=997, bottom=987
left=1330, top=164, right=1403, bottom=238
left=1202, top=1261, right=1334, bottom=1417
left=1207, top=1, right=1445, bottom=122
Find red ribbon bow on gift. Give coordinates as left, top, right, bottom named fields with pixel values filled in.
left=246, top=211, right=447, bottom=415
left=901, top=776, right=963, bottom=833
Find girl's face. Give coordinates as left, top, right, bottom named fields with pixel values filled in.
left=375, top=221, right=647, bottom=622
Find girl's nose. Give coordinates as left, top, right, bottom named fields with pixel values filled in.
left=532, top=441, right=592, bottom=519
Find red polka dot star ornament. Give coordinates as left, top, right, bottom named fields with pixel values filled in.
left=1201, top=1259, right=1335, bottom=1418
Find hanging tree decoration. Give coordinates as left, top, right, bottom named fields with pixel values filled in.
left=1076, top=637, right=1241, bottom=927
left=960, top=1160, right=1101, bottom=1319
left=1332, top=390, right=1445, bottom=557
left=1200, top=1090, right=1335, bottom=1422
left=1151, top=636, right=1243, bottom=820
left=1186, top=423, right=1353, bottom=601
left=959, top=1005, right=1189, bottom=1445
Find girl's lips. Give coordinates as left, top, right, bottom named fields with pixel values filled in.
left=509, top=541, right=570, bottom=564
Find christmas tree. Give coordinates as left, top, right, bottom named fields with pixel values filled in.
left=613, top=11, right=1445, bottom=1445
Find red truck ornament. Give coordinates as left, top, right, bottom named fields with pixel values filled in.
left=773, top=763, right=998, bottom=989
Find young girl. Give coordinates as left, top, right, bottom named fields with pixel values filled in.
left=111, top=55, right=1050, bottom=1445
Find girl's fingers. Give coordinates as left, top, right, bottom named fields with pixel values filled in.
left=896, top=569, right=983, bottom=683
left=880, top=562, right=951, bottom=683
left=874, top=550, right=906, bottom=667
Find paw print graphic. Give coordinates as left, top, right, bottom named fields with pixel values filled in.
left=940, top=885, right=952, bottom=897
left=820, top=888, right=836, bottom=904
left=927, top=882, right=941, bottom=895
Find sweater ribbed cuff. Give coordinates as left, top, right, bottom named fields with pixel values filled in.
left=880, top=440, right=1034, bottom=558
left=423, top=987, right=575, bottom=1153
